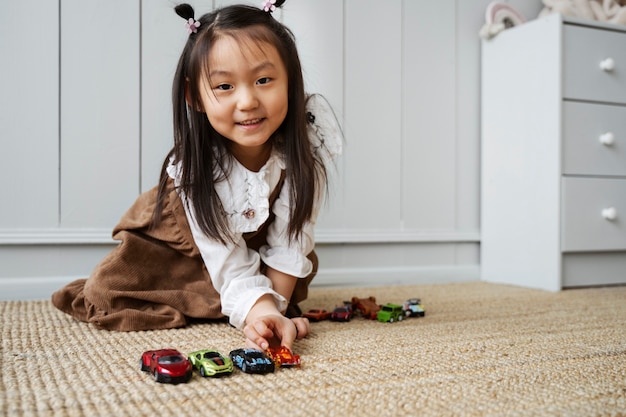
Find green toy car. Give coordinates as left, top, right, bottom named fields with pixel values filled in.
left=188, top=349, right=233, bottom=377
left=376, top=303, right=404, bottom=323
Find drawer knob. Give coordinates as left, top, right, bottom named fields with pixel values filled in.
left=602, top=207, right=617, bottom=221
left=599, top=132, right=615, bottom=146
left=599, top=58, right=615, bottom=72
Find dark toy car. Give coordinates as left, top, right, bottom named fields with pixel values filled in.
left=140, top=348, right=193, bottom=384
left=331, top=302, right=353, bottom=322
left=266, top=346, right=301, bottom=367
left=302, top=308, right=331, bottom=321
left=188, top=349, right=233, bottom=377
left=229, top=348, right=275, bottom=374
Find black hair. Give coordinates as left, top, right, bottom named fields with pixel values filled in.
left=152, top=2, right=327, bottom=244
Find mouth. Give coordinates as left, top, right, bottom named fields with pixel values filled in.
left=237, top=118, right=264, bottom=126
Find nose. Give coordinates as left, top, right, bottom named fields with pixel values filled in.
left=236, top=86, right=259, bottom=111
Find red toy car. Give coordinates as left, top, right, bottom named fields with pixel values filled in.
left=140, top=348, right=193, bottom=384
left=265, top=346, right=301, bottom=367
left=302, top=308, right=331, bottom=321
left=330, top=302, right=353, bottom=322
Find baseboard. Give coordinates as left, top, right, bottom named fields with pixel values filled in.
left=0, top=228, right=480, bottom=245
left=0, top=265, right=479, bottom=301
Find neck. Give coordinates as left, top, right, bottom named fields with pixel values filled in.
left=231, top=142, right=273, bottom=172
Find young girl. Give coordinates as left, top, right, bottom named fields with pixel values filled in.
left=52, top=1, right=341, bottom=351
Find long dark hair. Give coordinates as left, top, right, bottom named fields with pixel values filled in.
left=152, top=2, right=327, bottom=244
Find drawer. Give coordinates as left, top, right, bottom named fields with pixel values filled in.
left=561, top=177, right=626, bottom=251
left=562, top=101, right=626, bottom=176
left=563, top=24, right=626, bottom=104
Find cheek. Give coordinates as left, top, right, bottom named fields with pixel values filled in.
left=274, top=91, right=289, bottom=122
left=202, top=103, right=229, bottom=136
left=278, top=105, right=288, bottom=125
left=202, top=99, right=227, bottom=123
left=205, top=111, right=229, bottom=137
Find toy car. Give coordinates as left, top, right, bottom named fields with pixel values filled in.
left=229, top=348, right=275, bottom=374
left=140, top=348, right=193, bottom=384
left=302, top=308, right=331, bottom=321
left=188, top=349, right=233, bottom=377
left=265, top=346, right=301, bottom=367
left=403, top=298, right=425, bottom=317
left=351, top=296, right=381, bottom=320
left=330, top=302, right=353, bottom=322
left=376, top=303, right=404, bottom=323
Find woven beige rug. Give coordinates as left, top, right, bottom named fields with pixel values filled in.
left=2, top=281, right=625, bottom=417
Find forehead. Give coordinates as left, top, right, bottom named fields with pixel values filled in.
left=208, top=32, right=286, bottom=73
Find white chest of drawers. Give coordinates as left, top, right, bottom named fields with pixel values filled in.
left=481, top=14, right=626, bottom=291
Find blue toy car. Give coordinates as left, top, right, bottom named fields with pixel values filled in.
left=229, top=348, right=275, bottom=374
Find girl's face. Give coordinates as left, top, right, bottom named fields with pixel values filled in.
left=198, top=35, right=288, bottom=167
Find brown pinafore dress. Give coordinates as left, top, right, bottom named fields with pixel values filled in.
left=51, top=175, right=317, bottom=331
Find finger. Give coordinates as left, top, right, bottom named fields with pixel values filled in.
left=291, top=317, right=310, bottom=339
left=253, top=321, right=275, bottom=339
left=276, top=319, right=297, bottom=349
left=243, top=323, right=271, bottom=350
left=245, top=337, right=264, bottom=351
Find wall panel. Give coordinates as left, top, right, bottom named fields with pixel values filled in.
left=0, top=1, right=59, bottom=229
left=60, top=0, right=140, bottom=228
left=403, top=0, right=457, bottom=231
left=343, top=0, right=403, bottom=231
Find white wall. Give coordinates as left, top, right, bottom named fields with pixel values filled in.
left=0, top=0, right=544, bottom=300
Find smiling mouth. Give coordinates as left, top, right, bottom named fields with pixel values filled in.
left=238, top=118, right=264, bottom=126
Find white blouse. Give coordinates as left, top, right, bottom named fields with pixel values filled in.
left=166, top=94, right=342, bottom=329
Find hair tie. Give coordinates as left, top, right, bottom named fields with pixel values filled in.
left=262, top=0, right=276, bottom=12
left=185, top=17, right=201, bottom=34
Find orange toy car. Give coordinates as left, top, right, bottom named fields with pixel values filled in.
left=266, top=346, right=301, bottom=367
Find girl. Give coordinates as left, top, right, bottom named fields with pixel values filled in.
left=52, top=1, right=341, bottom=351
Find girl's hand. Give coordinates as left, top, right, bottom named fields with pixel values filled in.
left=243, top=315, right=310, bottom=351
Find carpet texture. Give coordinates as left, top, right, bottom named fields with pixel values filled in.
left=1, top=281, right=625, bottom=417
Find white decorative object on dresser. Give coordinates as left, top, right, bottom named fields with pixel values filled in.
left=481, top=13, right=626, bottom=291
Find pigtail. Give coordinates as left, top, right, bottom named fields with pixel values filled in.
left=174, top=3, right=195, bottom=20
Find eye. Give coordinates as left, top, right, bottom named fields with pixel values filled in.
left=256, top=77, right=272, bottom=85
left=215, top=83, right=233, bottom=91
